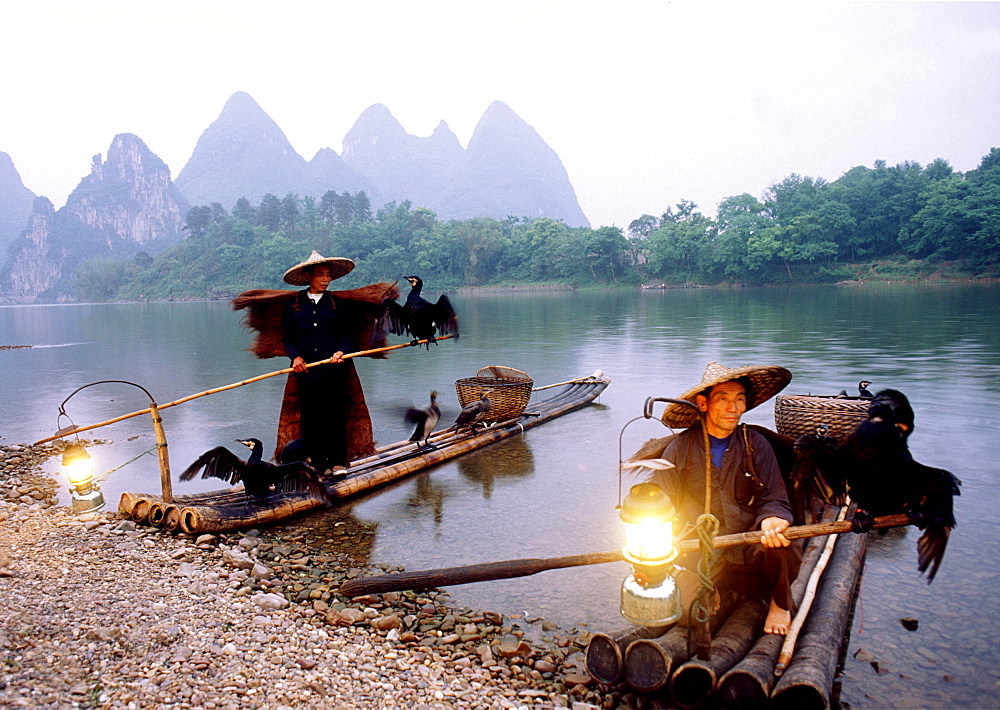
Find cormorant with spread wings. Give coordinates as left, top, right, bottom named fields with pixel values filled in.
left=377, top=276, right=459, bottom=348
left=180, top=438, right=335, bottom=505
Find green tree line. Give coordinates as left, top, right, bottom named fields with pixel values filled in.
left=77, top=150, right=999, bottom=301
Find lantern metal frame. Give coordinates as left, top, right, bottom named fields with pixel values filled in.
left=614, top=397, right=704, bottom=626
left=52, top=380, right=173, bottom=506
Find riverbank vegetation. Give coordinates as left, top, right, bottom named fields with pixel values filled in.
left=77, top=148, right=999, bottom=301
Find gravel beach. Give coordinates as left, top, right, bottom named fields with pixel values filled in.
left=0, top=443, right=621, bottom=710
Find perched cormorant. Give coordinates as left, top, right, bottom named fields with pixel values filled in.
left=406, top=391, right=441, bottom=449
left=377, top=276, right=459, bottom=348
left=795, top=389, right=961, bottom=582
left=858, top=380, right=874, bottom=398
left=180, top=438, right=335, bottom=504
left=455, top=393, right=492, bottom=432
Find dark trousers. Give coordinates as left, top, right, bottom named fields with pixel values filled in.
left=720, top=541, right=803, bottom=612
left=296, top=368, right=349, bottom=470
left=675, top=540, right=803, bottom=624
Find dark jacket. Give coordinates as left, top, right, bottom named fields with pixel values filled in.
left=648, top=422, right=793, bottom=565
left=282, top=290, right=357, bottom=378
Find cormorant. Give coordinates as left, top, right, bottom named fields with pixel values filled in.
left=455, top=393, right=492, bottom=432
left=406, top=391, right=441, bottom=448
left=180, top=438, right=335, bottom=504
left=377, top=276, right=459, bottom=348
left=858, top=380, right=874, bottom=398
left=795, top=389, right=961, bottom=582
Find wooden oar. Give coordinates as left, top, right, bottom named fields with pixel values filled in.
left=33, top=335, right=457, bottom=446
left=531, top=371, right=605, bottom=392
left=339, top=513, right=911, bottom=596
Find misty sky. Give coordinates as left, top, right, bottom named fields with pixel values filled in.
left=1, top=1, right=997, bottom=229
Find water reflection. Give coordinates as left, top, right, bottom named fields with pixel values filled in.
left=457, top=436, right=535, bottom=498
left=406, top=474, right=446, bottom=526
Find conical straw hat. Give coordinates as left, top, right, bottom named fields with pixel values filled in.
left=283, top=250, right=355, bottom=285
left=660, top=361, right=792, bottom=428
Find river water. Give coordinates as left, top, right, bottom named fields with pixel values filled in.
left=1, top=283, right=997, bottom=708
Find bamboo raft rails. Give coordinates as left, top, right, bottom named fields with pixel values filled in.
left=585, top=502, right=867, bottom=709
left=118, top=371, right=610, bottom=534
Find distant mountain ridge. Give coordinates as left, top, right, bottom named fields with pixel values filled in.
left=175, top=92, right=380, bottom=209
left=0, top=92, right=588, bottom=302
left=177, top=92, right=588, bottom=227
left=0, top=152, right=36, bottom=259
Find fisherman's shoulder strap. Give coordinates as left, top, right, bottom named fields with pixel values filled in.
left=741, top=424, right=764, bottom=488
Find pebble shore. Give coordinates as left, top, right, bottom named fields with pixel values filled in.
left=0, top=443, right=625, bottom=710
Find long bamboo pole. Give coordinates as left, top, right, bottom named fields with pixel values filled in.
left=773, top=504, right=850, bottom=676
left=33, top=335, right=457, bottom=446
left=339, top=514, right=911, bottom=596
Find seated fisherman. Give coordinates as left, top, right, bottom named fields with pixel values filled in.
left=638, top=362, right=802, bottom=635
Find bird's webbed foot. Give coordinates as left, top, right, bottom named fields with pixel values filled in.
left=906, top=510, right=931, bottom=529
left=850, top=510, right=875, bottom=533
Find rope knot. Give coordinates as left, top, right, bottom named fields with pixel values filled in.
left=691, top=513, right=720, bottom=624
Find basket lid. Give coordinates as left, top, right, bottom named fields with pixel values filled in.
left=476, top=365, right=531, bottom=382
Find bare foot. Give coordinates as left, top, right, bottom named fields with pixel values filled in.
left=764, top=599, right=791, bottom=635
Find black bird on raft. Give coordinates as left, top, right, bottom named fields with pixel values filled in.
left=859, top=380, right=874, bottom=398
left=179, top=438, right=335, bottom=505
left=795, top=389, right=961, bottom=582
left=455, top=392, right=492, bottom=432
left=406, top=391, right=441, bottom=449
left=376, top=275, right=459, bottom=348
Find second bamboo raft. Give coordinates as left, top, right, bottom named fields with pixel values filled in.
left=119, top=372, right=610, bottom=534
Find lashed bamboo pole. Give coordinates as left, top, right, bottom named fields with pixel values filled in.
left=669, top=599, right=770, bottom=708
left=623, top=624, right=692, bottom=693
left=530, top=371, right=605, bottom=392
left=770, top=528, right=867, bottom=710
left=32, top=335, right=457, bottom=446
left=716, top=505, right=843, bottom=708
left=585, top=624, right=673, bottom=685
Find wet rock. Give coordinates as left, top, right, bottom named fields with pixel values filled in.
left=854, top=648, right=876, bottom=663
left=221, top=547, right=254, bottom=570
left=497, top=635, right=533, bottom=659
left=251, top=592, right=289, bottom=610
left=372, top=614, right=402, bottom=631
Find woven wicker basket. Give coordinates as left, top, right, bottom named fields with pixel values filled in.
left=774, top=393, right=870, bottom=442
left=455, top=366, right=533, bottom=423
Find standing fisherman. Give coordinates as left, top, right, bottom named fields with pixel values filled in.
left=231, top=251, right=399, bottom=468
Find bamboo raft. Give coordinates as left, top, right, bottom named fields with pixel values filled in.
left=118, top=371, right=610, bottom=534
left=585, top=502, right=867, bottom=709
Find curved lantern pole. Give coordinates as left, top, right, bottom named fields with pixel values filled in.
left=52, top=380, right=172, bottom=506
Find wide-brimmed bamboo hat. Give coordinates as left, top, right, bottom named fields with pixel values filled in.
left=283, top=250, right=355, bottom=286
left=660, top=361, right=792, bottom=429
